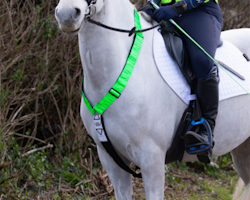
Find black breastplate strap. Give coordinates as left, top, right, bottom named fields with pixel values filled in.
left=93, top=114, right=142, bottom=178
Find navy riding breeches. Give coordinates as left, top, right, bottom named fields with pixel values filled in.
left=173, top=1, right=223, bottom=79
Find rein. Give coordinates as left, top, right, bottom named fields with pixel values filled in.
left=87, top=18, right=162, bottom=36
left=86, top=0, right=162, bottom=36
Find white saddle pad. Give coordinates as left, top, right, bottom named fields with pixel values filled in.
left=153, top=28, right=250, bottom=104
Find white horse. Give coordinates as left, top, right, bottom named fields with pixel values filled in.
left=55, top=0, right=250, bottom=199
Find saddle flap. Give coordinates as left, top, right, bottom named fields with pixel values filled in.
left=160, top=23, right=195, bottom=89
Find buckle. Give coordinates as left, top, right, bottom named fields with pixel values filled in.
left=109, top=88, right=120, bottom=98
left=183, top=111, right=191, bottom=122
left=86, top=0, right=97, bottom=18
left=191, top=118, right=204, bottom=126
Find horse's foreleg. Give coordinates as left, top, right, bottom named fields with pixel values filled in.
left=231, top=137, right=250, bottom=200
left=97, top=145, right=133, bottom=200
left=140, top=146, right=166, bottom=200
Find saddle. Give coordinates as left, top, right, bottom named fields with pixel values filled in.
left=157, top=19, right=248, bottom=164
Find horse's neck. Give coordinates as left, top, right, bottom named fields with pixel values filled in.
left=79, top=0, right=136, bottom=104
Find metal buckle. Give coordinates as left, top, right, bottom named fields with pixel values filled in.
left=86, top=0, right=97, bottom=18
left=109, top=88, right=120, bottom=98
left=183, top=111, right=191, bottom=122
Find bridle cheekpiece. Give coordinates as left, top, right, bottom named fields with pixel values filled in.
left=86, top=0, right=97, bottom=18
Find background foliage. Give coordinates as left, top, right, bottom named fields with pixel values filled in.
left=0, top=0, right=249, bottom=199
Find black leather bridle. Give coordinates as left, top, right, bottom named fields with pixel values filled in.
left=85, top=0, right=162, bottom=36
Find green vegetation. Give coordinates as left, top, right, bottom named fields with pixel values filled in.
left=131, top=156, right=238, bottom=200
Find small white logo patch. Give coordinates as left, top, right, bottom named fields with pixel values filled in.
left=93, top=114, right=108, bottom=142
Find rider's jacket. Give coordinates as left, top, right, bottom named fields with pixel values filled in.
left=160, top=0, right=218, bottom=6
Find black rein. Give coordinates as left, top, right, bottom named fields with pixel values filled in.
left=87, top=18, right=162, bottom=37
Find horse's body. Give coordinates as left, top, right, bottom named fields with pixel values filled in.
left=55, top=0, right=250, bottom=199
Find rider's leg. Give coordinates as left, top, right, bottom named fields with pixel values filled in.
left=173, top=2, right=222, bottom=162
left=173, top=5, right=223, bottom=79
left=185, top=66, right=219, bottom=163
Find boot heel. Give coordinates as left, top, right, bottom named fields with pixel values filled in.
left=197, top=150, right=212, bottom=164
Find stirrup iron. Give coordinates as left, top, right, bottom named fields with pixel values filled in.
left=185, top=118, right=213, bottom=155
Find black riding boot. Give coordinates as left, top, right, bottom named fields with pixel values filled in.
left=185, top=66, right=219, bottom=163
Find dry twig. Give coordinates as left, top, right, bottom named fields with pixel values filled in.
left=22, top=143, right=53, bottom=157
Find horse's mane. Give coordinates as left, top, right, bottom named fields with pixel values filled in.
left=131, top=0, right=147, bottom=10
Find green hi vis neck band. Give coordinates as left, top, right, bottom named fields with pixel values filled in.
left=82, top=9, right=143, bottom=116
left=161, top=0, right=218, bottom=5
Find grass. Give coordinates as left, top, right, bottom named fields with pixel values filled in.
left=131, top=159, right=239, bottom=200
left=0, top=135, right=239, bottom=200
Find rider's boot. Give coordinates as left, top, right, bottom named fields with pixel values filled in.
left=185, top=66, right=219, bottom=163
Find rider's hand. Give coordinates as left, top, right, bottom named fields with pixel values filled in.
left=152, top=6, right=178, bottom=22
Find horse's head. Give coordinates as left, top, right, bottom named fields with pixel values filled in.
left=55, top=0, right=104, bottom=34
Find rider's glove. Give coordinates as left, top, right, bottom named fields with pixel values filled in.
left=152, top=0, right=187, bottom=22
left=141, top=2, right=155, bottom=18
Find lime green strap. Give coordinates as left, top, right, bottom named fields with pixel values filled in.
left=161, top=0, right=218, bottom=5
left=82, top=9, right=143, bottom=115
left=82, top=90, right=95, bottom=115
